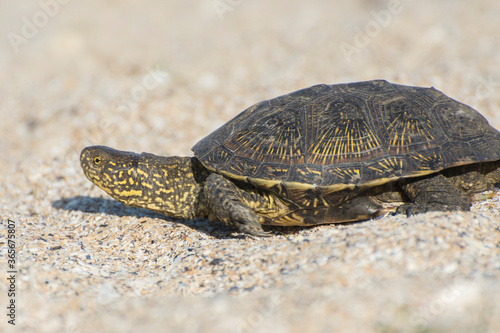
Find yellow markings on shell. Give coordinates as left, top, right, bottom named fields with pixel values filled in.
left=368, top=157, right=404, bottom=178
left=406, top=123, right=412, bottom=144
left=381, top=157, right=399, bottom=169
left=310, top=168, right=322, bottom=175
left=273, top=212, right=305, bottom=226
left=298, top=167, right=321, bottom=177
left=328, top=167, right=361, bottom=183
left=391, top=133, right=399, bottom=147
left=312, top=197, right=319, bottom=208
left=347, top=128, right=353, bottom=156
left=368, top=165, right=383, bottom=173
left=402, top=122, right=407, bottom=145
left=366, top=139, right=374, bottom=150
left=412, top=152, right=440, bottom=170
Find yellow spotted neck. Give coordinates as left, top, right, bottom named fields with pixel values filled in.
left=123, top=154, right=210, bottom=219
left=80, top=146, right=210, bottom=219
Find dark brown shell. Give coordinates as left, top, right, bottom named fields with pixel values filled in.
left=192, top=80, right=500, bottom=191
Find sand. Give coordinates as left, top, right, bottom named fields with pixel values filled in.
left=1, top=1, right=499, bottom=332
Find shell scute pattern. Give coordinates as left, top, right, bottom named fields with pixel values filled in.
left=192, top=80, right=500, bottom=191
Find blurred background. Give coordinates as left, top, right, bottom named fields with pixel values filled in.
left=1, top=1, right=499, bottom=332
left=1, top=0, right=499, bottom=172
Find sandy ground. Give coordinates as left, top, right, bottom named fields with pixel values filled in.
left=1, top=0, right=500, bottom=332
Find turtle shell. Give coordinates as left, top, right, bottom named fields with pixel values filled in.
left=192, top=80, right=500, bottom=192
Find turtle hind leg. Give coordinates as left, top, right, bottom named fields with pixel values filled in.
left=204, top=173, right=271, bottom=237
left=396, top=174, right=471, bottom=216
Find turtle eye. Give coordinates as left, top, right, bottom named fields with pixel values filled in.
left=93, top=156, right=102, bottom=165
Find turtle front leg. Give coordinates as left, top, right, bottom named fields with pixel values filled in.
left=396, top=174, right=471, bottom=216
left=204, top=173, right=271, bottom=237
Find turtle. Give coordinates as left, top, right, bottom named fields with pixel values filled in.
left=80, top=79, right=500, bottom=236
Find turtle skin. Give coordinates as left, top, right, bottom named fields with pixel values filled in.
left=81, top=80, right=500, bottom=236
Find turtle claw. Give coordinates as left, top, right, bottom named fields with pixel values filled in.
left=237, top=222, right=272, bottom=237
left=231, top=213, right=272, bottom=237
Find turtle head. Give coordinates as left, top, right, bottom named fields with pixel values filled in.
left=80, top=145, right=209, bottom=219
left=80, top=145, right=140, bottom=194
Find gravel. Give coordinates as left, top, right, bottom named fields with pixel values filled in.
left=1, top=1, right=499, bottom=332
